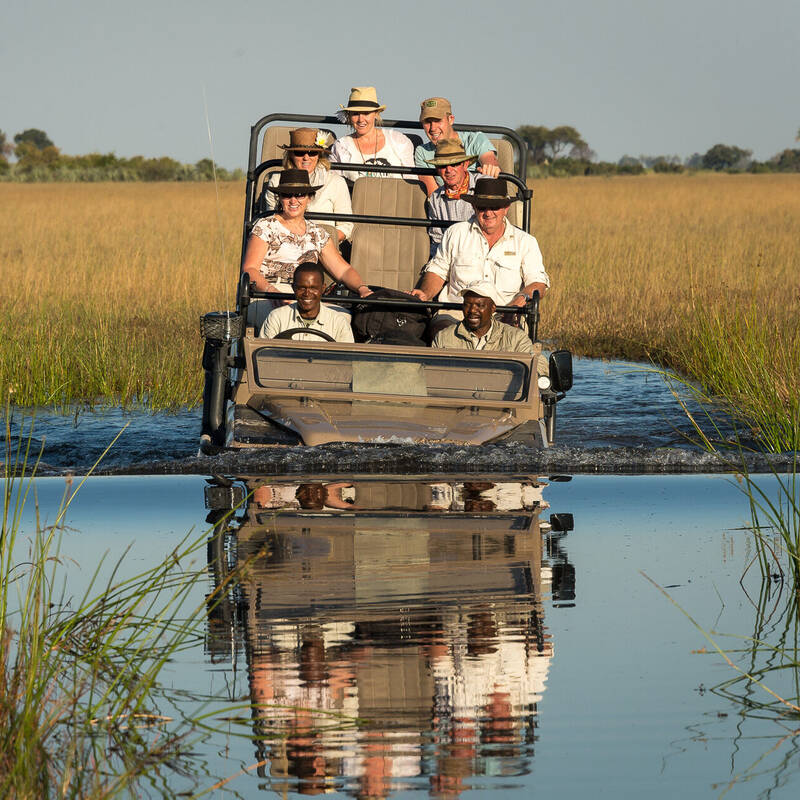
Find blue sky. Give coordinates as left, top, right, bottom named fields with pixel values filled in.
left=2, top=0, right=798, bottom=168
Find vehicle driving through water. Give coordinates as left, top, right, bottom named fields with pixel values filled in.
left=200, top=113, right=573, bottom=453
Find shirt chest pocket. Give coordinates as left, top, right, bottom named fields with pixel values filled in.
left=493, top=257, right=523, bottom=292
left=452, top=257, right=484, bottom=285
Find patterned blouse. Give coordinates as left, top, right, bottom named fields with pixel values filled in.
left=250, top=216, right=330, bottom=283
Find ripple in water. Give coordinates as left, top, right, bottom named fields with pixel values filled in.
left=5, top=359, right=794, bottom=474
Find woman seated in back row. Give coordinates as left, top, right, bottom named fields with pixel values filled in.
left=331, top=86, right=414, bottom=182
left=264, top=127, right=353, bottom=246
left=242, top=169, right=372, bottom=330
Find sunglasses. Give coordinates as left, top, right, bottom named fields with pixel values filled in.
left=281, top=191, right=312, bottom=198
left=292, top=150, right=319, bottom=157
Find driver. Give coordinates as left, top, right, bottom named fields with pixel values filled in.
left=262, top=262, right=354, bottom=342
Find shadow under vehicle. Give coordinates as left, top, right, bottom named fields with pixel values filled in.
left=204, top=474, right=575, bottom=797
left=200, top=113, right=573, bottom=452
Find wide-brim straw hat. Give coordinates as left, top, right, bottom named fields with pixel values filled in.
left=425, top=138, right=478, bottom=167
left=460, top=280, right=501, bottom=306
left=461, top=178, right=513, bottom=209
left=274, top=168, right=322, bottom=195
left=279, top=128, right=330, bottom=153
left=339, top=86, right=386, bottom=113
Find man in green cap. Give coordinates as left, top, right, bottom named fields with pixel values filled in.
left=415, top=97, right=500, bottom=196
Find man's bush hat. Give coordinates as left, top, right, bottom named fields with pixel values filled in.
left=424, top=138, right=478, bottom=167
left=340, top=87, right=386, bottom=113
left=280, top=128, right=330, bottom=153
left=419, top=97, right=452, bottom=121
left=461, top=178, right=514, bottom=209
left=274, top=169, right=321, bottom=195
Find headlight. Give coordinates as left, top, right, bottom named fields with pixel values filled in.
left=537, top=375, right=551, bottom=391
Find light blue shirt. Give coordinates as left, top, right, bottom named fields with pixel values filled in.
left=414, top=131, right=496, bottom=186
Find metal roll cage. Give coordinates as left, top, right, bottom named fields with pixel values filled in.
left=239, top=113, right=538, bottom=340
left=243, top=113, right=530, bottom=251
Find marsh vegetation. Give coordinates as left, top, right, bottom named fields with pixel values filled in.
left=1, top=173, right=797, bottom=447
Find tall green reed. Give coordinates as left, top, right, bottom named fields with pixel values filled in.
left=0, top=409, right=235, bottom=797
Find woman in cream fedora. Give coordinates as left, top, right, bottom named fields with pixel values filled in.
left=265, top=127, right=353, bottom=244
left=330, top=87, right=414, bottom=181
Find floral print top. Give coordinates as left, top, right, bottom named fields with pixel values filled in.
left=250, top=216, right=330, bottom=283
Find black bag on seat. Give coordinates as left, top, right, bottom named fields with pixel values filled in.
left=351, top=288, right=430, bottom=346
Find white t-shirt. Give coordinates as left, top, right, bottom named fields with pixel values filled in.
left=330, top=129, right=414, bottom=181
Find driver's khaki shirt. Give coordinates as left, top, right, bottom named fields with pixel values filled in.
left=424, top=218, right=550, bottom=306
left=262, top=302, right=354, bottom=342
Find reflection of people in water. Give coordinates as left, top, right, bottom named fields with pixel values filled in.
left=252, top=481, right=356, bottom=511
left=427, top=480, right=547, bottom=512
left=296, top=482, right=356, bottom=510
left=229, top=476, right=556, bottom=797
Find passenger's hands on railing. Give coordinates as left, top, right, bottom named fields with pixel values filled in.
left=477, top=164, right=501, bottom=179
left=409, top=289, right=427, bottom=300
left=357, top=284, right=373, bottom=298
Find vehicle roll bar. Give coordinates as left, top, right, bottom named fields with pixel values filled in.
left=243, top=289, right=541, bottom=343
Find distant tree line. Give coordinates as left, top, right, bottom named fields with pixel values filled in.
left=515, top=125, right=800, bottom=177
left=0, top=128, right=243, bottom=182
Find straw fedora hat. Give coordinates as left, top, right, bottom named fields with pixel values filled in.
left=425, top=138, right=478, bottom=167
left=339, top=86, right=386, bottom=113
left=279, top=128, right=330, bottom=153
left=274, top=168, right=322, bottom=195
left=461, top=178, right=514, bottom=209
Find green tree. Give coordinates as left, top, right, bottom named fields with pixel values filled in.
left=195, top=158, right=216, bottom=179
left=14, top=128, right=54, bottom=150
left=516, top=125, right=551, bottom=164
left=0, top=129, right=14, bottom=158
left=772, top=149, right=800, bottom=172
left=516, top=124, right=588, bottom=163
left=701, top=143, right=752, bottom=171
left=14, top=141, right=62, bottom=170
left=548, top=126, right=586, bottom=159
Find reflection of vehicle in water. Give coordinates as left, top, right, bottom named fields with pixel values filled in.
left=199, top=112, right=573, bottom=452
left=205, top=475, right=575, bottom=797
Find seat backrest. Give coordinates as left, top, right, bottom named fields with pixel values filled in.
left=488, top=136, right=528, bottom=231
left=349, top=177, right=429, bottom=290
left=488, top=137, right=515, bottom=175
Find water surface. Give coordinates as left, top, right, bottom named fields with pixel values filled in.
left=8, top=358, right=790, bottom=475
left=20, top=472, right=800, bottom=798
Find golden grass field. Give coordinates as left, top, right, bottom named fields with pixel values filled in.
left=1, top=175, right=798, bottom=446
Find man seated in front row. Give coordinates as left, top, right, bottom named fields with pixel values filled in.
left=433, top=282, right=534, bottom=353
left=261, top=262, right=354, bottom=342
left=416, top=97, right=501, bottom=196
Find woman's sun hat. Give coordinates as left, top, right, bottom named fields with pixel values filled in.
left=279, top=128, right=331, bottom=153
left=339, top=86, right=386, bottom=113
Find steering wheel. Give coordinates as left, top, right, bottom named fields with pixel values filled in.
left=273, top=327, right=335, bottom=342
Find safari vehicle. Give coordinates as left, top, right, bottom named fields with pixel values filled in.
left=200, top=113, right=573, bottom=452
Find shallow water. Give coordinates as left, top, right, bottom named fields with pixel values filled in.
left=19, top=472, right=800, bottom=798
left=7, top=358, right=792, bottom=476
